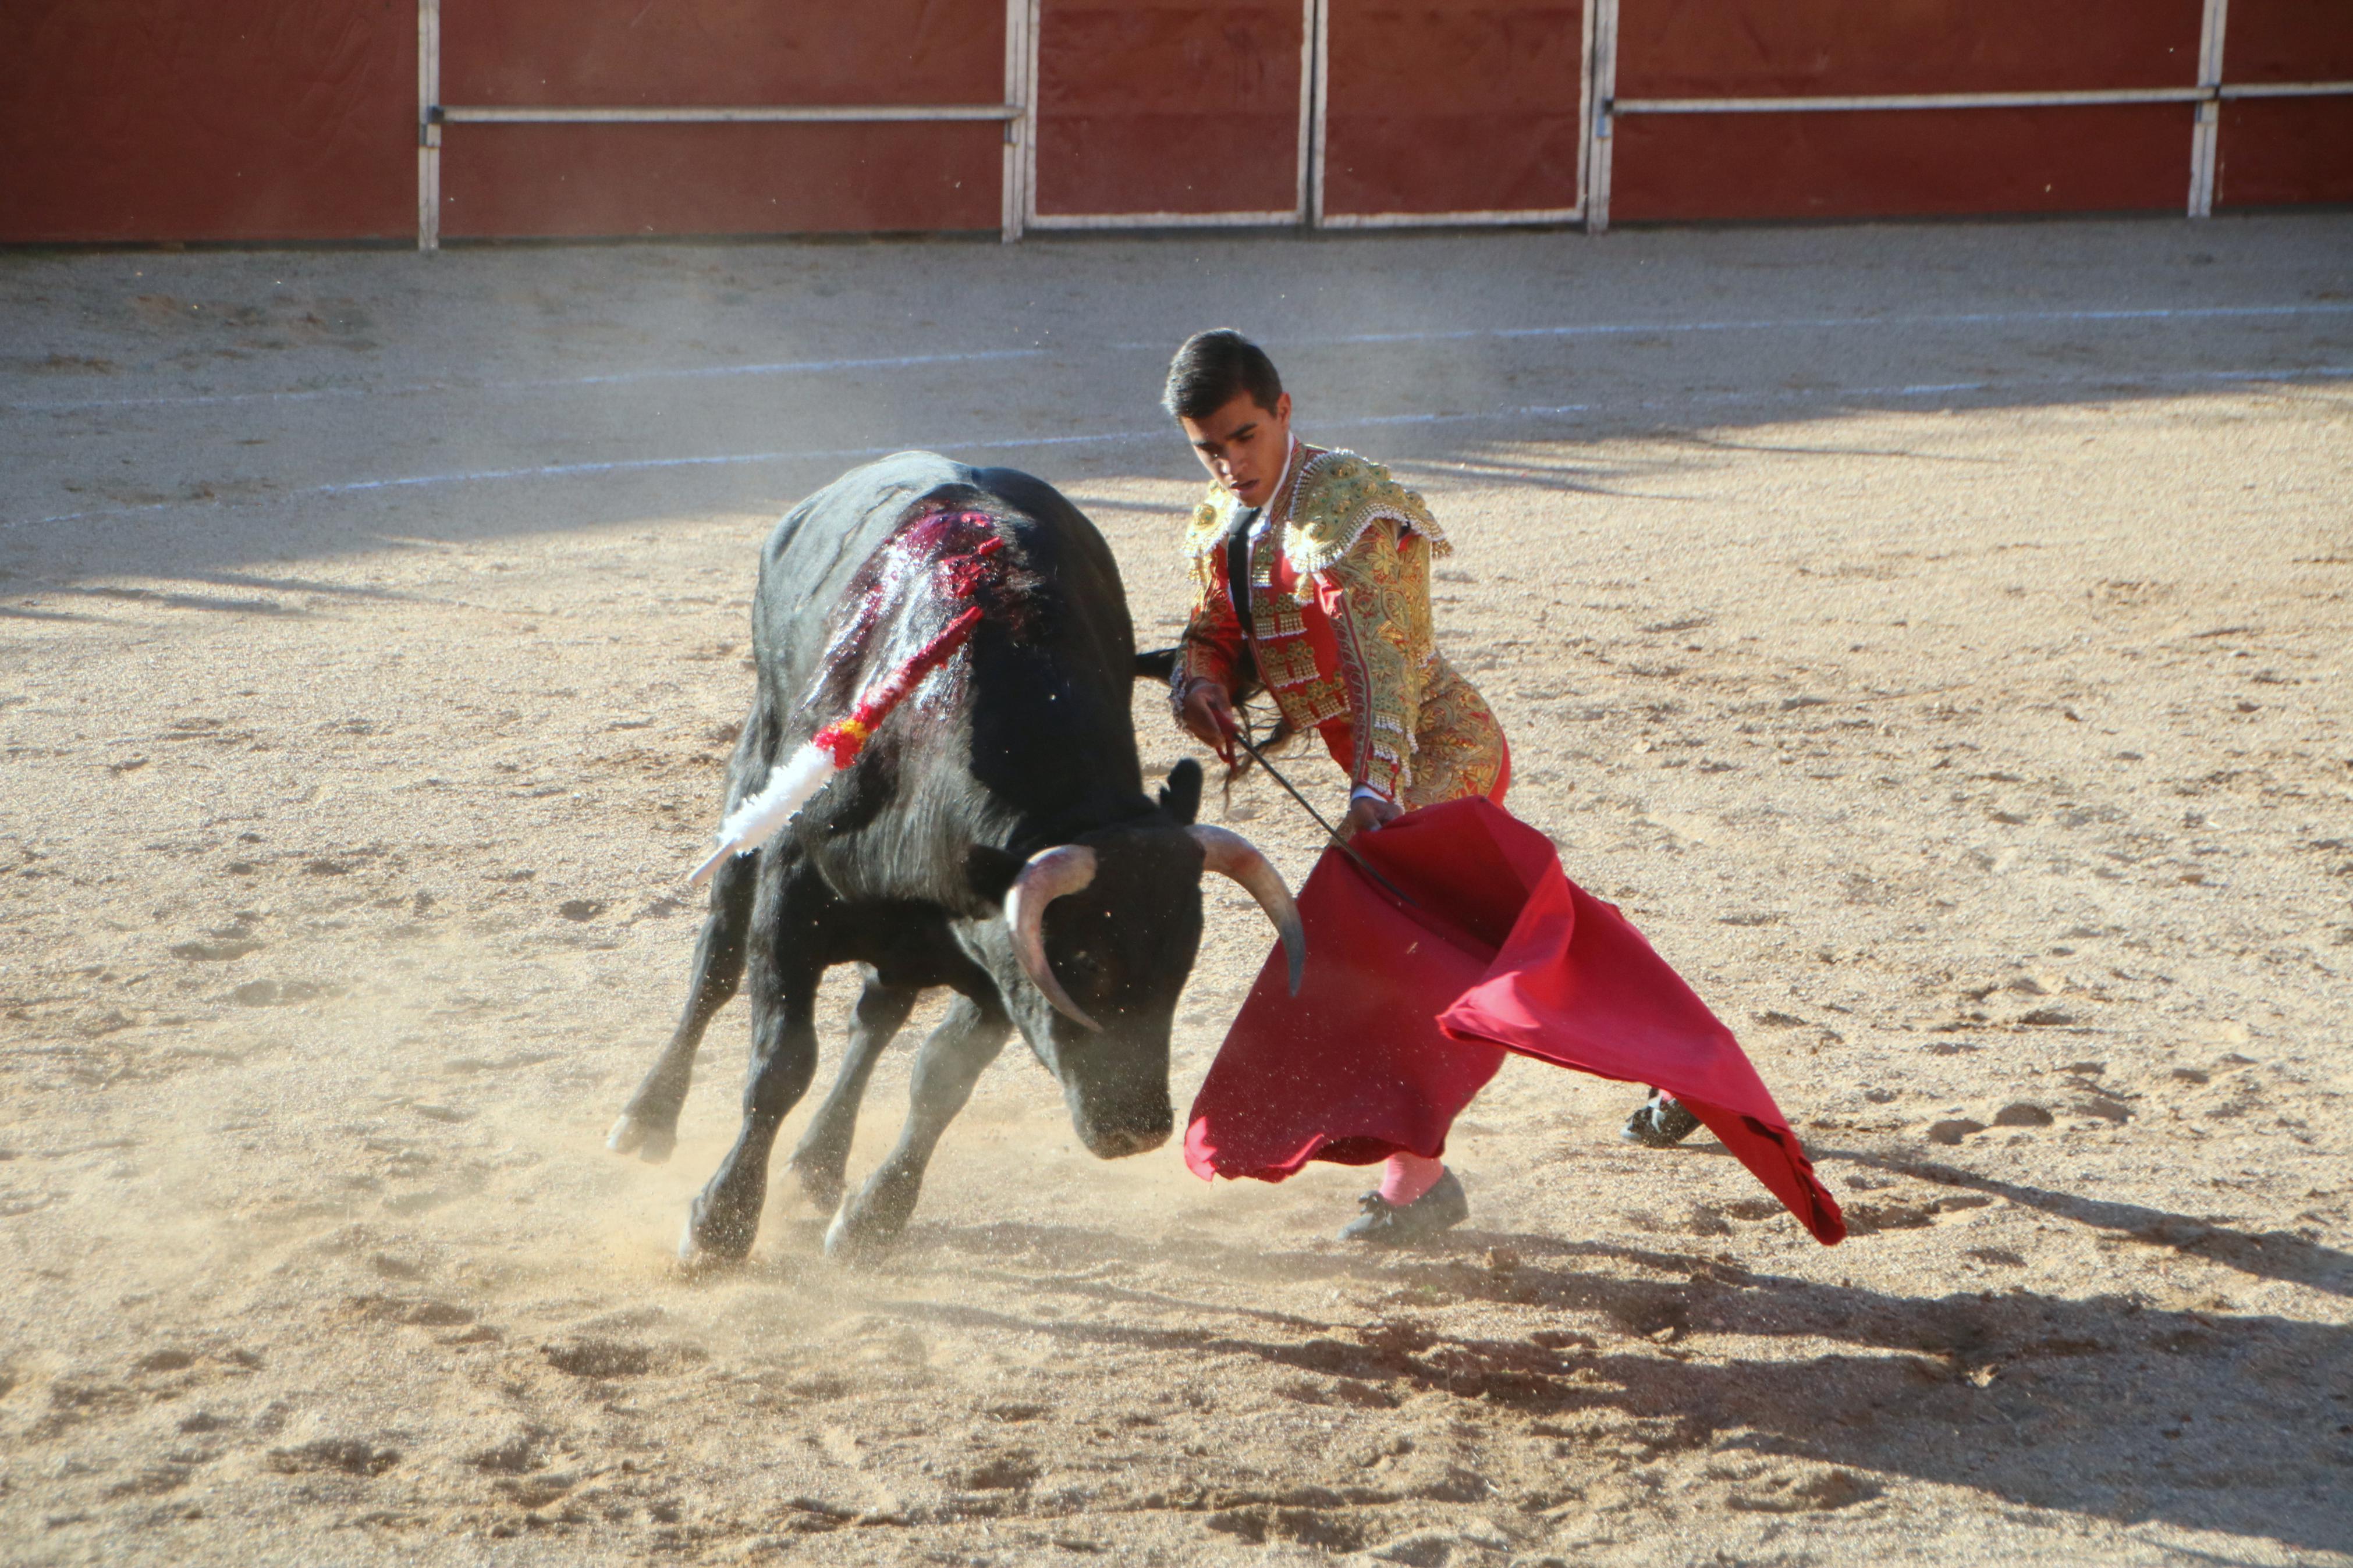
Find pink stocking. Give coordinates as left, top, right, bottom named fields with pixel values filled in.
left=1378, top=1151, right=1446, bottom=1206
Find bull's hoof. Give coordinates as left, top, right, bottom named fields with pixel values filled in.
left=682, top=1185, right=762, bottom=1269
left=822, top=1202, right=902, bottom=1267
left=605, top=1114, right=676, bottom=1164
left=673, top=1214, right=748, bottom=1275
left=677, top=1206, right=755, bottom=1270
left=787, top=1153, right=847, bottom=1215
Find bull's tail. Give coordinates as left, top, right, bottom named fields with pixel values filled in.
left=686, top=740, right=836, bottom=889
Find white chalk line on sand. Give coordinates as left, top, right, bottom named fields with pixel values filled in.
left=14, top=301, right=2351, bottom=416
left=2, top=347, right=1049, bottom=415
left=14, top=430, right=1153, bottom=528
left=15, top=361, right=2350, bottom=531
left=1115, top=301, right=2353, bottom=351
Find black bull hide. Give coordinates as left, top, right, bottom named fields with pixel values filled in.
left=607, top=452, right=1296, bottom=1264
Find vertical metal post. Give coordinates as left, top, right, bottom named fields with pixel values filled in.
left=1585, top=0, right=1617, bottom=233
left=2189, top=0, right=2229, bottom=217
left=1002, top=0, right=1029, bottom=240
left=1021, top=0, right=1042, bottom=233
left=1573, top=0, right=1597, bottom=221
left=1303, top=0, right=1328, bottom=226
left=417, top=0, right=441, bottom=251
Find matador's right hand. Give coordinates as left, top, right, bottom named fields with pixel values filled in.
left=1178, top=680, right=1239, bottom=762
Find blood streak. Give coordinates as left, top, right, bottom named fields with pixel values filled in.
left=686, top=510, right=1011, bottom=886
left=808, top=512, right=1004, bottom=687
left=815, top=517, right=1005, bottom=760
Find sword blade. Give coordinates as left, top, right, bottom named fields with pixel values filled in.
left=1229, top=731, right=1419, bottom=908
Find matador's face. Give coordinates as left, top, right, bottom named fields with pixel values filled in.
left=1179, top=390, right=1293, bottom=509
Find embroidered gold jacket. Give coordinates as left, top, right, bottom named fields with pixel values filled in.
left=1173, top=443, right=1502, bottom=805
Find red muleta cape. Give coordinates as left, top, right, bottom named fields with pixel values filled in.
left=1183, top=798, right=1846, bottom=1245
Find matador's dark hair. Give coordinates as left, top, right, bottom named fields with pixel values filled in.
left=1161, top=329, right=1284, bottom=422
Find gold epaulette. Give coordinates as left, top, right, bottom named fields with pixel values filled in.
left=1282, top=450, right=1449, bottom=576
left=1181, top=484, right=1233, bottom=559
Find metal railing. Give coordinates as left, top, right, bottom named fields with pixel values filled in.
left=437, top=105, right=1020, bottom=125
left=1583, top=0, right=2353, bottom=232
left=1611, top=81, right=2353, bottom=115
left=415, top=0, right=1033, bottom=248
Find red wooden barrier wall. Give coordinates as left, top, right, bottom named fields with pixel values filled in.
left=438, top=0, right=1005, bottom=237
left=2216, top=0, right=2353, bottom=208
left=1609, top=0, right=2209, bottom=222
left=0, top=0, right=413, bottom=243
left=1, top=0, right=2344, bottom=242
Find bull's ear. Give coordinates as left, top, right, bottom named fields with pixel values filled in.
left=964, top=844, right=1026, bottom=908
left=1158, top=757, right=1203, bottom=826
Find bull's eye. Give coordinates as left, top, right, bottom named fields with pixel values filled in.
left=1060, top=950, right=1103, bottom=989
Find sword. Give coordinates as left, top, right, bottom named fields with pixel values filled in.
left=1227, top=728, right=1419, bottom=909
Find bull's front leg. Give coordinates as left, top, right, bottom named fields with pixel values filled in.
left=680, top=866, right=825, bottom=1266
left=786, top=968, right=917, bottom=1213
left=824, top=991, right=1010, bottom=1263
left=608, top=847, right=760, bottom=1163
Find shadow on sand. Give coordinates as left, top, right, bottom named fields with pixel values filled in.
left=856, top=1163, right=2352, bottom=1556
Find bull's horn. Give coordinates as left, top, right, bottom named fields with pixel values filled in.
left=1004, top=844, right=1102, bottom=1030
left=1188, top=826, right=1306, bottom=997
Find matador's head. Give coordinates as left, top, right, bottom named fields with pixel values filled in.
left=1165, top=328, right=1294, bottom=510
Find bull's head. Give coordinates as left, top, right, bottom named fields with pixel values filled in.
left=992, top=760, right=1303, bottom=1160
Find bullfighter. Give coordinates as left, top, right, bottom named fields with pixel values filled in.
left=1160, top=329, right=1698, bottom=1243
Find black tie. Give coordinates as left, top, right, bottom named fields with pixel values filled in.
left=1225, top=506, right=1261, bottom=638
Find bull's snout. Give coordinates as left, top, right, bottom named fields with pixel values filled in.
left=1080, top=1119, right=1172, bottom=1160
left=1067, top=1087, right=1173, bottom=1160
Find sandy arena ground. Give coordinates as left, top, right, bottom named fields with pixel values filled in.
left=2, top=216, right=2350, bottom=1566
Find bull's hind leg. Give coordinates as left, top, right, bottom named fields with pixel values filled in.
left=608, top=847, right=760, bottom=1163
left=825, top=990, right=1011, bottom=1263
left=786, top=968, right=918, bottom=1213
left=680, top=861, right=827, bottom=1265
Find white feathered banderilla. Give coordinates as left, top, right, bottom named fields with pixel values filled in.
left=687, top=601, right=986, bottom=889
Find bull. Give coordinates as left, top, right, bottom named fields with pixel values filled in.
left=606, top=452, right=1303, bottom=1264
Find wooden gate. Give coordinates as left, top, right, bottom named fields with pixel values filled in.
left=1318, top=0, right=1589, bottom=226
left=1025, top=0, right=1313, bottom=227
left=417, top=0, right=1025, bottom=247
left=1023, top=0, right=1592, bottom=231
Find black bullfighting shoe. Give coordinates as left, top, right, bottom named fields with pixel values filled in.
left=1620, top=1089, right=1703, bottom=1149
left=1339, top=1169, right=1470, bottom=1245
